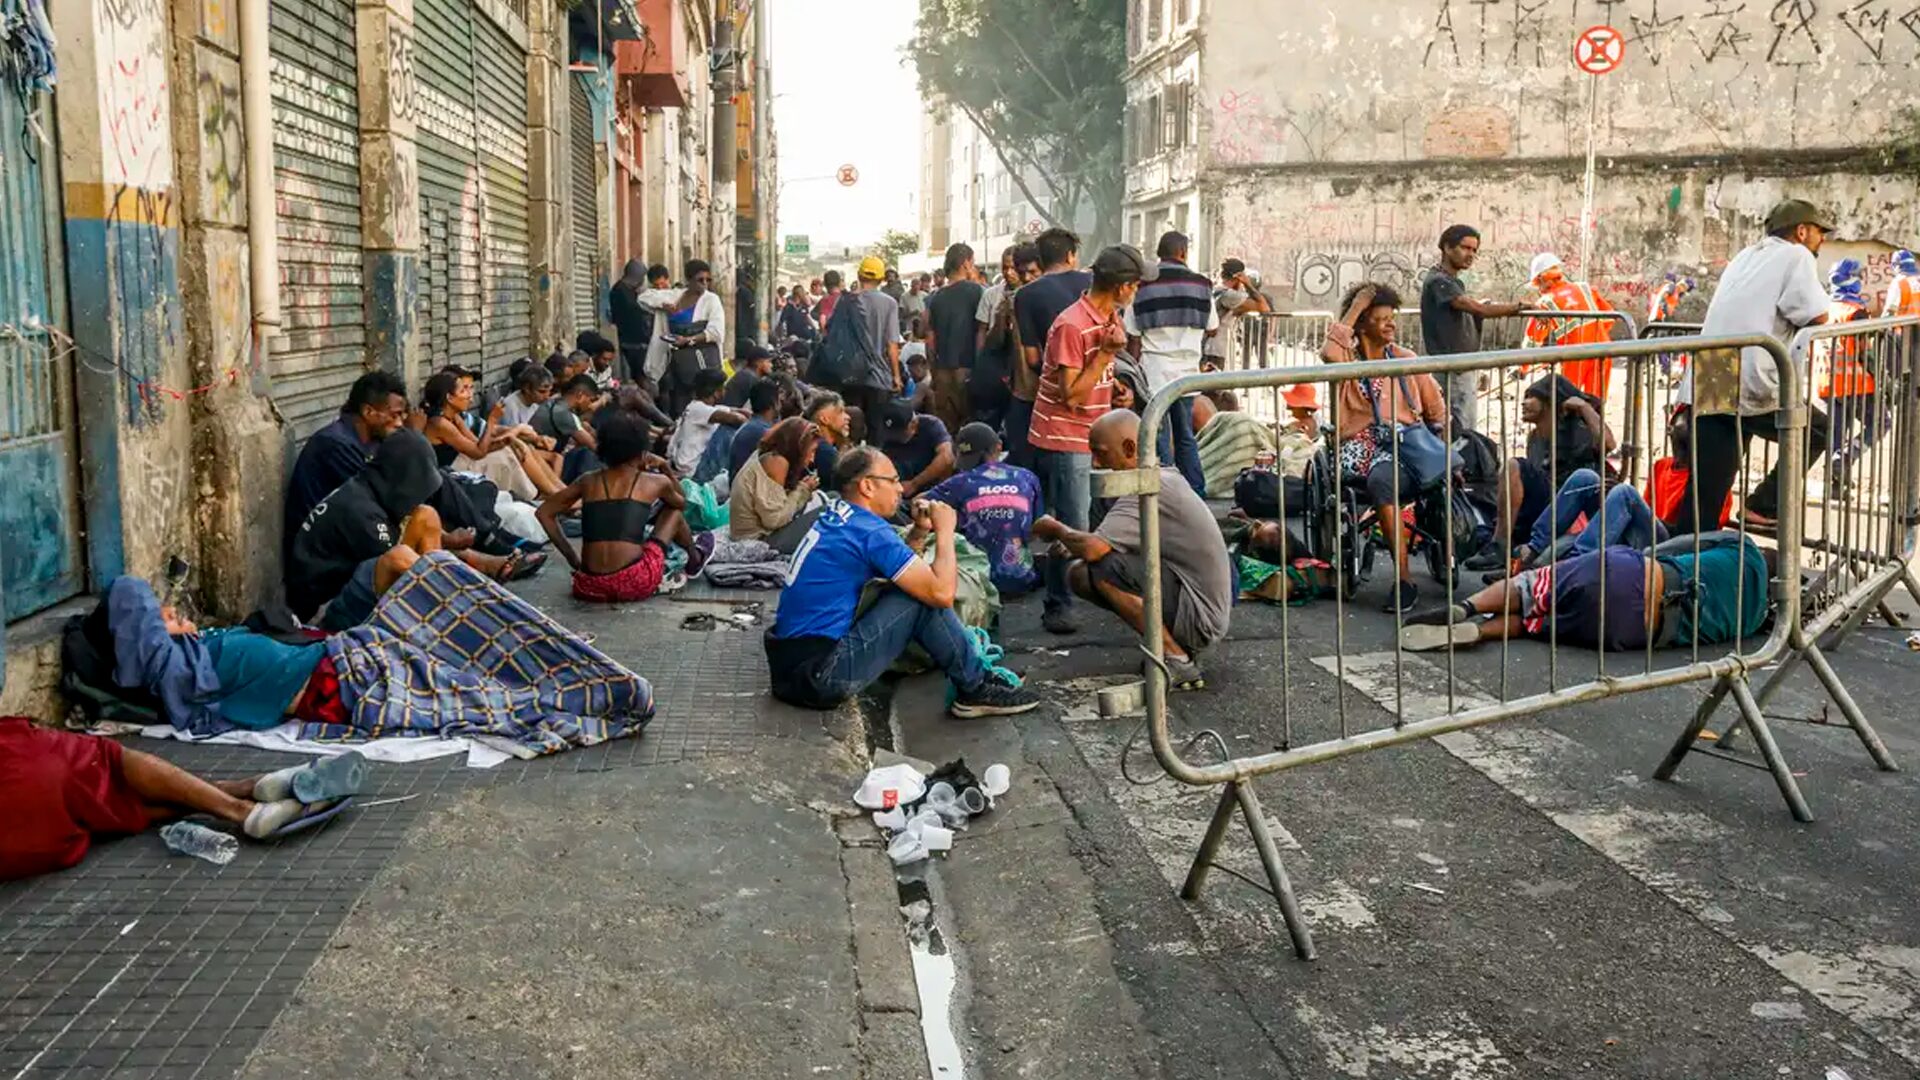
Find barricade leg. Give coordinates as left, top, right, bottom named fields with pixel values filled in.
left=1731, top=676, right=1815, bottom=822
left=1800, top=639, right=1899, bottom=771
left=1653, top=676, right=1730, bottom=781
left=1178, top=780, right=1317, bottom=961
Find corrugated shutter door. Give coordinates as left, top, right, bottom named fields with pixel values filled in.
left=568, top=77, right=599, bottom=335
left=269, top=0, right=365, bottom=440
left=473, top=18, right=531, bottom=369
left=414, top=0, right=483, bottom=376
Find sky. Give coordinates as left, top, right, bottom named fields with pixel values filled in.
left=768, top=0, right=923, bottom=252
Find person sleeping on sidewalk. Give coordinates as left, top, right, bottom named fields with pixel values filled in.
left=0, top=716, right=371, bottom=880
left=762, top=446, right=1040, bottom=718
left=1033, top=409, right=1234, bottom=692
left=288, top=430, right=545, bottom=631
left=1399, top=531, right=1772, bottom=655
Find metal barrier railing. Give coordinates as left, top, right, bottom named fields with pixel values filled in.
left=1098, top=330, right=1828, bottom=961
left=1232, top=308, right=1636, bottom=376
left=1664, top=315, right=1920, bottom=774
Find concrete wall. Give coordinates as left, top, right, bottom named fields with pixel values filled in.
left=1195, top=0, right=1920, bottom=308
left=1210, top=164, right=1920, bottom=311
left=1202, top=0, right=1918, bottom=167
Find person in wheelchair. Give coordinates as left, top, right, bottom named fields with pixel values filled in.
left=1320, top=282, right=1450, bottom=612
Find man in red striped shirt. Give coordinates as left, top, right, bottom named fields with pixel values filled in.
left=1030, top=244, right=1156, bottom=633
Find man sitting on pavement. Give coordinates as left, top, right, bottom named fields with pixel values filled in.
left=289, top=430, right=542, bottom=629
left=925, top=423, right=1043, bottom=595
left=806, top=391, right=853, bottom=483
left=1034, top=409, right=1233, bottom=691
left=876, top=399, right=957, bottom=498
left=729, top=377, right=785, bottom=482
left=284, top=370, right=411, bottom=557
left=532, top=373, right=604, bottom=482
left=668, top=368, right=749, bottom=481
left=1464, top=373, right=1613, bottom=573
left=763, top=446, right=1039, bottom=717
left=724, top=344, right=776, bottom=408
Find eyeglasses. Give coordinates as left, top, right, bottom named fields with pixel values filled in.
left=867, top=473, right=904, bottom=487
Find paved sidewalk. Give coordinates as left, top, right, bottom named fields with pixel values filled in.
left=0, top=574, right=926, bottom=1080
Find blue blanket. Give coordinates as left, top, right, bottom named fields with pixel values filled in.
left=309, top=552, right=654, bottom=754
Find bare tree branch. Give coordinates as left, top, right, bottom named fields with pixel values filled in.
left=955, top=99, right=1071, bottom=232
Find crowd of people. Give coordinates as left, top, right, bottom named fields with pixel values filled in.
left=14, top=199, right=1912, bottom=880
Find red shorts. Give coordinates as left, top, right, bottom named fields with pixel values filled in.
left=0, top=716, right=153, bottom=881
left=291, top=654, right=347, bottom=726
left=571, top=540, right=668, bottom=603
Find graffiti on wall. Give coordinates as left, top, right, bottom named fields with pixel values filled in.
left=386, top=13, right=417, bottom=127
left=97, top=0, right=180, bottom=424
left=1420, top=0, right=1920, bottom=68
left=197, top=58, right=244, bottom=225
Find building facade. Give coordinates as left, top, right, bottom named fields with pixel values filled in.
left=1124, top=0, right=1919, bottom=310
left=0, top=0, right=764, bottom=713
left=916, top=101, right=1095, bottom=267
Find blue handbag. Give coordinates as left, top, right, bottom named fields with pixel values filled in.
left=1363, top=376, right=1455, bottom=487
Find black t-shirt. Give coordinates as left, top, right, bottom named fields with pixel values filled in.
left=722, top=367, right=760, bottom=408
left=885, top=415, right=952, bottom=481
left=1015, top=271, right=1093, bottom=350
left=1419, top=266, right=1481, bottom=355
left=927, top=281, right=984, bottom=370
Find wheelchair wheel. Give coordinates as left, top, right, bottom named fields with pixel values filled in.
left=1424, top=537, right=1460, bottom=590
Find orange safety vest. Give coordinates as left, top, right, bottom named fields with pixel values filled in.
left=1524, top=280, right=1615, bottom=400
left=1646, top=280, right=1687, bottom=324
left=1816, top=300, right=1873, bottom=399
left=1885, top=274, right=1920, bottom=318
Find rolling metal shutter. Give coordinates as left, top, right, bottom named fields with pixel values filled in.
left=414, top=0, right=484, bottom=375
left=269, top=0, right=365, bottom=440
left=473, top=17, right=532, bottom=369
left=568, top=76, right=600, bottom=336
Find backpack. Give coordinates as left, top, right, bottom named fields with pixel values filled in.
left=1232, top=468, right=1308, bottom=520
left=59, top=603, right=163, bottom=724
left=812, top=292, right=879, bottom=389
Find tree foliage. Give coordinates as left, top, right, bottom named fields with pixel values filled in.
left=870, top=229, right=922, bottom=268
left=906, top=0, right=1125, bottom=243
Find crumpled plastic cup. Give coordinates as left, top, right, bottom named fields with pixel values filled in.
left=982, top=763, right=1011, bottom=798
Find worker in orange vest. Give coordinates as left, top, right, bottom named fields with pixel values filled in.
left=1522, top=253, right=1616, bottom=401
left=1645, top=272, right=1695, bottom=381
left=1882, top=249, right=1920, bottom=317
left=1818, top=258, right=1877, bottom=489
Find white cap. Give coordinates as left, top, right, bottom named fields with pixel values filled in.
left=1529, top=252, right=1563, bottom=282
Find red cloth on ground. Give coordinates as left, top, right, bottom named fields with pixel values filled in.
left=0, top=716, right=152, bottom=881
left=1646, top=456, right=1731, bottom=528
left=571, top=540, right=668, bottom=603
left=291, top=654, right=346, bottom=726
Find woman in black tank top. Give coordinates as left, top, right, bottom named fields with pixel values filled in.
left=535, top=409, right=714, bottom=603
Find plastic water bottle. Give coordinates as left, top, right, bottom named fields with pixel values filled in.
left=159, top=822, right=237, bottom=866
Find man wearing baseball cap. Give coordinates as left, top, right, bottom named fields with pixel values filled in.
left=1028, top=243, right=1156, bottom=633
left=1668, top=198, right=1834, bottom=533
left=925, top=422, right=1044, bottom=594
left=876, top=399, right=957, bottom=497
left=833, top=256, right=905, bottom=424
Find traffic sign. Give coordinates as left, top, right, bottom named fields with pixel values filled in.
left=1573, top=25, right=1624, bottom=74
left=1024, top=219, right=1043, bottom=236
left=783, top=234, right=810, bottom=257
left=836, top=164, right=859, bottom=186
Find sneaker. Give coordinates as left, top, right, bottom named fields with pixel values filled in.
left=1401, top=621, right=1482, bottom=652
left=1380, top=578, right=1419, bottom=614
left=1041, top=608, right=1078, bottom=635
left=1403, top=601, right=1470, bottom=626
left=1462, top=542, right=1509, bottom=572
left=951, top=679, right=1041, bottom=718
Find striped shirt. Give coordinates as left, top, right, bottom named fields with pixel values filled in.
left=1030, top=296, right=1117, bottom=454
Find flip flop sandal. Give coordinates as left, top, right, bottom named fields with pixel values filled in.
left=496, top=550, right=548, bottom=582
left=291, top=750, right=367, bottom=804
left=267, top=797, right=355, bottom=839
left=1400, top=621, right=1481, bottom=652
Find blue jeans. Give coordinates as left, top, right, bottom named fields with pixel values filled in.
left=1154, top=396, right=1206, bottom=496
left=1530, top=468, right=1668, bottom=557
left=1035, top=449, right=1092, bottom=614
left=813, top=590, right=987, bottom=700
left=693, top=426, right=736, bottom=484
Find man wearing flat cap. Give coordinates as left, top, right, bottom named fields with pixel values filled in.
left=1667, top=198, right=1835, bottom=534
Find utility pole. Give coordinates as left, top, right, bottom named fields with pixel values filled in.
left=755, top=0, right=775, bottom=343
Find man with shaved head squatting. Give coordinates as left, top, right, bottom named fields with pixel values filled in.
left=1033, top=409, right=1234, bottom=691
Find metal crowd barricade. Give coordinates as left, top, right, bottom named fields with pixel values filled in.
left=1662, top=315, right=1920, bottom=777
left=1095, top=332, right=1827, bottom=961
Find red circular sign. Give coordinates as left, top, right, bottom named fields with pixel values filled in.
left=836, top=164, right=859, bottom=187
left=1573, top=25, right=1625, bottom=74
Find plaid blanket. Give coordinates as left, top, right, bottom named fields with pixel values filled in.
left=308, top=552, right=654, bottom=755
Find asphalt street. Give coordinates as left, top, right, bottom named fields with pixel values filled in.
left=894, top=569, right=1920, bottom=1079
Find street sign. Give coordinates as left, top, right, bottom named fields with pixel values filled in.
left=784, top=234, right=810, bottom=257
left=1024, top=219, right=1043, bottom=236
left=1573, top=25, right=1624, bottom=74
left=836, top=164, right=859, bottom=187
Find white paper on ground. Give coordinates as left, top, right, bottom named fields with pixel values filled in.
left=492, top=492, right=547, bottom=542
left=982, top=763, right=1011, bottom=798
left=138, top=723, right=507, bottom=767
